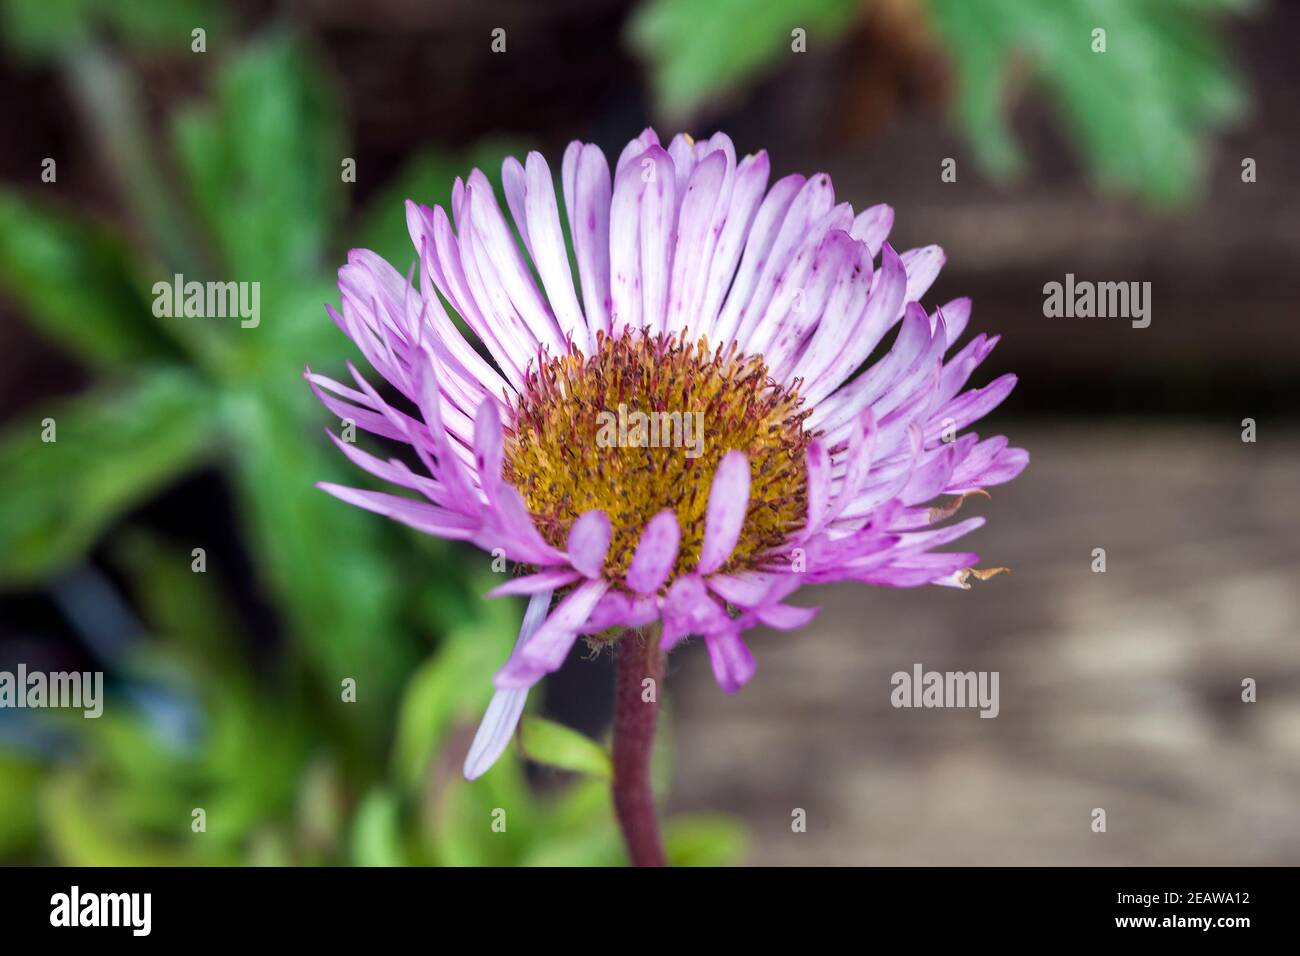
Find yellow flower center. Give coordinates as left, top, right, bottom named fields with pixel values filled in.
left=504, top=330, right=811, bottom=589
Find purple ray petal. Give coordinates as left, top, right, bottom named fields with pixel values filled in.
left=464, top=589, right=553, bottom=779
left=697, top=150, right=770, bottom=340
left=850, top=202, right=894, bottom=256
left=567, top=144, right=613, bottom=337
left=662, top=574, right=730, bottom=651
left=567, top=509, right=612, bottom=579
left=704, top=629, right=756, bottom=694
left=712, top=172, right=804, bottom=347
left=317, top=483, right=478, bottom=539
left=755, top=601, right=819, bottom=630
left=625, top=509, right=681, bottom=595
left=494, top=579, right=610, bottom=687
left=697, top=450, right=751, bottom=575
left=666, top=150, right=728, bottom=337
left=487, top=568, right=582, bottom=598
left=899, top=244, right=945, bottom=309
left=639, top=147, right=677, bottom=335
left=524, top=150, right=588, bottom=352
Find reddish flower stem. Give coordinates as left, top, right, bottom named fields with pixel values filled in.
left=612, top=626, right=667, bottom=867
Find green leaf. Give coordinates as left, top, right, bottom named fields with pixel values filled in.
left=665, top=814, right=750, bottom=866
left=392, top=641, right=494, bottom=790
left=247, top=276, right=343, bottom=374
left=0, top=191, right=177, bottom=368
left=0, top=754, right=42, bottom=858
left=110, top=529, right=250, bottom=678
left=351, top=788, right=407, bottom=866
left=46, top=641, right=310, bottom=854
left=0, top=368, right=215, bottom=586
left=517, top=826, right=626, bottom=867
left=0, top=0, right=224, bottom=59
left=220, top=387, right=418, bottom=723
left=171, top=32, right=345, bottom=286
left=99, top=0, right=226, bottom=52
left=430, top=755, right=540, bottom=867
left=0, top=0, right=97, bottom=59
left=518, top=716, right=613, bottom=780
left=925, top=0, right=1250, bottom=204
left=517, top=777, right=623, bottom=866
left=71, top=711, right=194, bottom=796
left=40, top=770, right=220, bottom=866
left=201, top=694, right=310, bottom=845
left=629, top=0, right=1250, bottom=204
left=628, top=0, right=858, bottom=119
left=392, top=601, right=519, bottom=790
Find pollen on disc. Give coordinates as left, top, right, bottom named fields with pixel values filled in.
left=504, top=329, right=812, bottom=590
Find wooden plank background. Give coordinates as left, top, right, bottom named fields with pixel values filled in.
left=666, top=424, right=1300, bottom=865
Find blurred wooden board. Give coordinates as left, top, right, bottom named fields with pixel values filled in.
left=665, top=424, right=1300, bottom=865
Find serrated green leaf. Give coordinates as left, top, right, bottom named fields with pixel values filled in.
left=171, top=32, right=344, bottom=286
left=518, top=715, right=613, bottom=780
left=926, top=0, right=1250, bottom=204
left=630, top=0, right=1249, bottom=204
left=0, top=369, right=215, bottom=586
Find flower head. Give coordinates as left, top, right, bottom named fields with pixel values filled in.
left=307, top=128, right=1027, bottom=779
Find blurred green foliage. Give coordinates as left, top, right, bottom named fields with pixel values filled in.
left=0, top=0, right=227, bottom=59
left=629, top=0, right=1254, bottom=204
left=629, top=0, right=860, bottom=119
left=0, top=22, right=745, bottom=865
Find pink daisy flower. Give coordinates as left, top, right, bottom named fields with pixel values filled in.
left=306, top=128, right=1027, bottom=786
